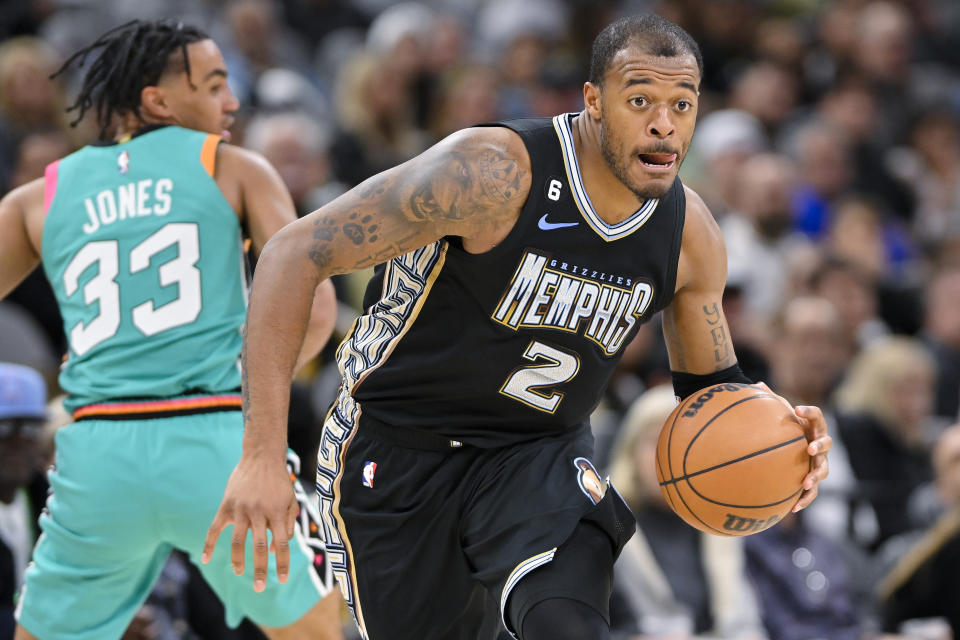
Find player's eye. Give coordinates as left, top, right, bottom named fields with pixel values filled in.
left=630, top=96, right=647, bottom=108
left=677, top=100, right=691, bottom=112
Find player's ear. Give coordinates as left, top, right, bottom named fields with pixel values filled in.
left=140, top=85, right=172, bottom=120
left=583, top=82, right=602, bottom=121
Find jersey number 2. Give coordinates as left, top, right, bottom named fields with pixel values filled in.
left=63, top=222, right=202, bottom=356
left=499, top=341, right=580, bottom=413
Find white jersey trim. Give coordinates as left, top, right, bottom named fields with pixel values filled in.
left=553, top=113, right=659, bottom=242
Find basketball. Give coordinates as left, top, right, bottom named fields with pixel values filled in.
left=655, top=383, right=810, bottom=536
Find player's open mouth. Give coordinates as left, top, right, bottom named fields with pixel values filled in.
left=638, top=153, right=677, bottom=170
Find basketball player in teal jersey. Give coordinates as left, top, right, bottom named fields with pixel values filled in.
left=0, top=20, right=343, bottom=640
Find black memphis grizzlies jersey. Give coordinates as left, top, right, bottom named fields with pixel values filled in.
left=336, top=114, right=686, bottom=447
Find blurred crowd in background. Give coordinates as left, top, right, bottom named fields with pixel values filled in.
left=2, top=0, right=960, bottom=638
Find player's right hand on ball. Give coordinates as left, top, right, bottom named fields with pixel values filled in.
left=202, top=454, right=299, bottom=592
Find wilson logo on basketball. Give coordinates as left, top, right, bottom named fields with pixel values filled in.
left=722, top=513, right=780, bottom=533
left=682, top=384, right=746, bottom=417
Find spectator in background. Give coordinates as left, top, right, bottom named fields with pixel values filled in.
left=244, top=111, right=346, bottom=214
left=835, top=336, right=943, bottom=549
left=475, top=0, right=568, bottom=118
left=366, top=2, right=435, bottom=115
left=0, top=36, right=69, bottom=189
left=0, top=363, right=48, bottom=638
left=803, top=0, right=862, bottom=95
left=429, top=64, right=500, bottom=139
left=890, top=107, right=960, bottom=252
left=849, top=2, right=918, bottom=145
left=332, top=47, right=428, bottom=184
left=607, top=385, right=766, bottom=639
left=727, top=61, right=799, bottom=139
left=744, top=510, right=875, bottom=640
left=824, top=198, right=892, bottom=284
left=2, top=129, right=72, bottom=358
left=787, top=120, right=855, bottom=239
left=765, top=296, right=860, bottom=545
left=685, top=108, right=767, bottom=220
left=722, top=152, right=809, bottom=322
left=752, top=16, right=806, bottom=78
left=0, top=302, right=57, bottom=388
left=810, top=256, right=889, bottom=351
left=278, top=0, right=369, bottom=49
left=824, top=195, right=924, bottom=339
left=7, top=130, right=71, bottom=191
left=816, top=77, right=915, bottom=224
left=330, top=4, right=434, bottom=185
left=920, top=264, right=960, bottom=420
left=218, top=0, right=314, bottom=107
left=690, top=0, right=760, bottom=95
left=878, top=423, right=960, bottom=636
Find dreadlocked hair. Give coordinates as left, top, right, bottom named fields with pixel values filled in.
left=51, top=19, right=209, bottom=139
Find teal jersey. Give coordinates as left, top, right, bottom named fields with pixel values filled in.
left=42, top=126, right=247, bottom=411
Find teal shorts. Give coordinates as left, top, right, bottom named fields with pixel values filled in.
left=16, top=411, right=327, bottom=639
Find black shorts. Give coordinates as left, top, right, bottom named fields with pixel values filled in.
left=315, top=393, right=635, bottom=640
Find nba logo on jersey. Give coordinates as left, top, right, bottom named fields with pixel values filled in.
left=117, top=151, right=130, bottom=174
left=361, top=461, right=377, bottom=488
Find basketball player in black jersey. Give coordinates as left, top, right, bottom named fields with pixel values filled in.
left=205, top=14, right=832, bottom=640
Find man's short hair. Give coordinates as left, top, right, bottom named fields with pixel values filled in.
left=588, top=14, right=703, bottom=86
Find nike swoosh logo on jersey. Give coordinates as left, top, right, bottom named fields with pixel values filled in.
left=538, top=214, right=579, bottom=230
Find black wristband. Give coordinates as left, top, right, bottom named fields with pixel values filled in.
left=671, top=364, right=753, bottom=400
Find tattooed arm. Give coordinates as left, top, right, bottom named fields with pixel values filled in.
left=243, top=126, right=529, bottom=447
left=203, top=126, right=531, bottom=588
left=663, top=186, right=831, bottom=513
left=662, top=186, right=736, bottom=374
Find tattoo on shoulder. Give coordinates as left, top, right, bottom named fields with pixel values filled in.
left=406, top=146, right=524, bottom=223
left=407, top=151, right=472, bottom=222
left=702, top=303, right=731, bottom=366
left=303, top=142, right=525, bottom=272
left=476, top=148, right=522, bottom=202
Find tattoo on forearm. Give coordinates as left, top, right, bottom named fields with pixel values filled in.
left=702, top=303, right=731, bottom=365
left=703, top=303, right=721, bottom=325
left=711, top=326, right=730, bottom=363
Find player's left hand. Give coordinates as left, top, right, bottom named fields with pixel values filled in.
left=752, top=382, right=831, bottom=512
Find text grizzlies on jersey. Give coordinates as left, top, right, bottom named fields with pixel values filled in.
left=493, top=251, right=653, bottom=356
